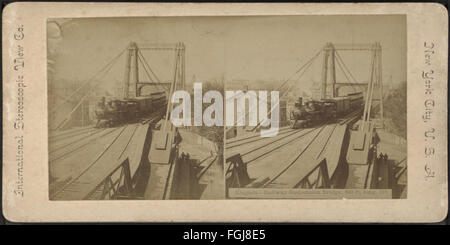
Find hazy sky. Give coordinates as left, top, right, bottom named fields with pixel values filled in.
left=48, top=15, right=406, bottom=91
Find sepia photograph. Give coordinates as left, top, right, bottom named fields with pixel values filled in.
left=47, top=18, right=225, bottom=200
left=2, top=2, right=446, bottom=223
left=222, top=15, right=407, bottom=199
left=46, top=15, right=407, bottom=200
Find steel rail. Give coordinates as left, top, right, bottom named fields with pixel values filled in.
left=244, top=127, right=318, bottom=165
left=240, top=128, right=308, bottom=157
left=226, top=128, right=297, bottom=149
left=49, top=128, right=107, bottom=154
left=116, top=125, right=140, bottom=160
left=49, top=126, right=95, bottom=140
left=50, top=124, right=131, bottom=199
left=273, top=112, right=361, bottom=188
left=314, top=124, right=339, bottom=161
left=81, top=123, right=138, bottom=199
left=262, top=125, right=329, bottom=187
left=49, top=47, right=127, bottom=116
left=196, top=154, right=219, bottom=180
left=225, top=127, right=293, bottom=145
left=49, top=127, right=122, bottom=163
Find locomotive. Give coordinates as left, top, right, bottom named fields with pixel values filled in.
left=290, top=92, right=363, bottom=128
left=94, top=92, right=166, bottom=127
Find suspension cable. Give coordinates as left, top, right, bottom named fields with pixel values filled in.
left=276, top=49, right=323, bottom=95
left=283, top=52, right=319, bottom=97
left=49, top=47, right=127, bottom=115
left=138, top=49, right=162, bottom=83
left=137, top=54, right=155, bottom=83
left=334, top=54, right=357, bottom=93
left=138, top=49, right=170, bottom=92
left=53, top=50, right=122, bottom=130
left=335, top=50, right=362, bottom=92
left=137, top=51, right=169, bottom=92
left=247, top=49, right=321, bottom=130
left=227, top=48, right=322, bottom=108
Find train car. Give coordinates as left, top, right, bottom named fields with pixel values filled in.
left=149, top=92, right=166, bottom=110
left=94, top=92, right=166, bottom=127
left=290, top=98, right=326, bottom=128
left=322, top=97, right=350, bottom=118
left=132, top=97, right=152, bottom=116
left=348, top=92, right=364, bottom=110
left=289, top=92, right=363, bottom=129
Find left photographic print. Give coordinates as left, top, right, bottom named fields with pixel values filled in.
left=47, top=18, right=224, bottom=200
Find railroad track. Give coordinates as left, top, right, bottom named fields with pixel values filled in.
left=49, top=127, right=122, bottom=162
left=225, top=110, right=359, bottom=153
left=226, top=126, right=293, bottom=146
left=49, top=106, right=166, bottom=144
left=229, top=121, right=339, bottom=166
left=49, top=127, right=108, bottom=154
left=226, top=127, right=297, bottom=149
left=49, top=126, right=97, bottom=142
left=50, top=124, right=139, bottom=200
left=50, top=110, right=166, bottom=200
left=261, top=111, right=361, bottom=188
left=262, top=123, right=337, bottom=188
left=49, top=108, right=167, bottom=161
left=196, top=154, right=218, bottom=180
left=242, top=127, right=318, bottom=165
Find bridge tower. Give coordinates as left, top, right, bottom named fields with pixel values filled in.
left=321, top=42, right=337, bottom=99
left=346, top=42, right=384, bottom=166
left=122, top=42, right=139, bottom=99
left=149, top=42, right=186, bottom=165
left=367, top=42, right=384, bottom=127
left=320, top=42, right=384, bottom=109
left=122, top=42, right=175, bottom=99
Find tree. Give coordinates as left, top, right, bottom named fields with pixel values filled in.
left=384, top=81, right=407, bottom=139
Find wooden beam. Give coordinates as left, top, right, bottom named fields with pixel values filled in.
left=136, top=43, right=180, bottom=50
left=333, top=43, right=380, bottom=51
left=137, top=81, right=172, bottom=85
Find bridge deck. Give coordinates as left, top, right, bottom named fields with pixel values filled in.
left=144, top=160, right=173, bottom=200
left=263, top=124, right=346, bottom=188
left=225, top=113, right=358, bottom=189
left=49, top=123, right=151, bottom=200
left=178, top=130, right=223, bottom=200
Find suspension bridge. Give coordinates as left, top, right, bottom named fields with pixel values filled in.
left=48, top=42, right=222, bottom=200
left=225, top=42, right=407, bottom=199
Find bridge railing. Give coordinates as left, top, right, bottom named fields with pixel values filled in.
left=225, top=154, right=251, bottom=189
left=294, top=158, right=331, bottom=189
left=84, top=158, right=134, bottom=200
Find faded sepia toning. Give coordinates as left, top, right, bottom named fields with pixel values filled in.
left=47, top=15, right=406, bottom=201
left=2, top=2, right=447, bottom=223
left=47, top=18, right=225, bottom=200
left=223, top=15, right=407, bottom=199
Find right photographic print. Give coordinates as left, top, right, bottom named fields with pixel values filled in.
left=224, top=15, right=407, bottom=199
